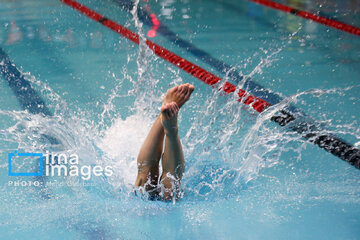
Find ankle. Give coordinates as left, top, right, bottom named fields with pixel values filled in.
left=164, top=126, right=178, bottom=136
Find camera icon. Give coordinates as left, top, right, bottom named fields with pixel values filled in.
left=8, top=150, right=43, bottom=176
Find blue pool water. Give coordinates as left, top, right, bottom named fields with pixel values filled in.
left=0, top=0, right=359, bottom=239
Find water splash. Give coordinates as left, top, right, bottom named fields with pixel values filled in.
left=0, top=8, right=358, bottom=210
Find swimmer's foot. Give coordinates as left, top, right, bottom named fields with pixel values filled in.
left=160, top=102, right=179, bottom=135
left=162, top=83, right=195, bottom=108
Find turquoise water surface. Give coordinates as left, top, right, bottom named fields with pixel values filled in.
left=0, top=0, right=359, bottom=239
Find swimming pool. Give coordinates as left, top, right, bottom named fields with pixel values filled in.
left=1, top=0, right=359, bottom=239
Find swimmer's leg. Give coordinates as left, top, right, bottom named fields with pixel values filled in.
left=135, top=83, right=194, bottom=197
left=160, top=102, right=184, bottom=200
left=135, top=115, right=164, bottom=193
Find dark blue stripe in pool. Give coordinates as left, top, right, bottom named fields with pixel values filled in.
left=0, top=48, right=52, bottom=116
left=0, top=47, right=56, bottom=199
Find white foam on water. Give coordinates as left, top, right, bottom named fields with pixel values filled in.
left=98, top=114, right=152, bottom=186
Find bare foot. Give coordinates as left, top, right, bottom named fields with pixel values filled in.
left=162, top=83, right=195, bottom=108
left=160, top=102, right=179, bottom=135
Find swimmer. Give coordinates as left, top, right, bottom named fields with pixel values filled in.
left=134, top=83, right=195, bottom=201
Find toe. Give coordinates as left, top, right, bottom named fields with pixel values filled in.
left=181, top=85, right=189, bottom=96
left=174, top=103, right=179, bottom=112
left=170, top=86, right=179, bottom=95
left=185, top=88, right=191, bottom=99
left=167, top=104, right=173, bottom=117
left=180, top=85, right=187, bottom=94
left=170, top=103, right=177, bottom=116
left=189, top=84, right=195, bottom=92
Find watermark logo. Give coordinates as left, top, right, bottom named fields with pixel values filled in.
left=8, top=150, right=43, bottom=176
left=8, top=150, right=113, bottom=180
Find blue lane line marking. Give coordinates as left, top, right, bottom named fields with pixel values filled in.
left=1, top=47, right=55, bottom=199
left=0, top=48, right=52, bottom=116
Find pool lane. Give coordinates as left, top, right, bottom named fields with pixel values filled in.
left=0, top=47, right=52, bottom=116
left=62, top=0, right=360, bottom=169
left=113, top=0, right=283, bottom=106
left=248, top=0, right=360, bottom=36
left=0, top=47, right=63, bottom=199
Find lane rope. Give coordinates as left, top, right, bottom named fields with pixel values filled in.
left=60, top=0, right=270, bottom=113
left=60, top=0, right=360, bottom=169
left=249, top=0, right=360, bottom=36
left=113, top=0, right=283, bottom=106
